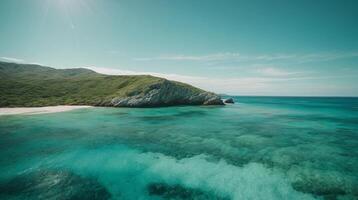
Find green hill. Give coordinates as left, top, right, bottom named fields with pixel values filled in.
left=0, top=61, right=223, bottom=107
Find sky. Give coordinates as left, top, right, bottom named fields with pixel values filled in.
left=0, top=0, right=358, bottom=96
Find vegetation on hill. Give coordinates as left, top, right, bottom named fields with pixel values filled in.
left=0, top=62, right=222, bottom=107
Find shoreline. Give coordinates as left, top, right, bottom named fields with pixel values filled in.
left=0, top=105, right=93, bottom=116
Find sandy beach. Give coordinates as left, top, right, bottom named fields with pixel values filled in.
left=0, top=106, right=92, bottom=116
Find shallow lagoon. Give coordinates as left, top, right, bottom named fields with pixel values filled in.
left=0, top=97, right=357, bottom=199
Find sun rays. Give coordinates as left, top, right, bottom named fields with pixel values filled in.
left=41, top=0, right=94, bottom=29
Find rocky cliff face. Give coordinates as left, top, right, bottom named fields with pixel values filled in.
left=101, top=80, right=224, bottom=107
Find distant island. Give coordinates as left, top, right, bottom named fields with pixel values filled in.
left=0, top=61, right=224, bottom=107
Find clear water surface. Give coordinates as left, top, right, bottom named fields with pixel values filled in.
left=0, top=97, right=357, bottom=200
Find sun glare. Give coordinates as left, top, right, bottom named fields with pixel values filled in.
left=44, top=0, right=92, bottom=29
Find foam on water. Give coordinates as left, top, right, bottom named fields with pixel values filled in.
left=40, top=146, right=316, bottom=200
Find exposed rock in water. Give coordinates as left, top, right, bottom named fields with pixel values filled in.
left=101, top=79, right=224, bottom=107
left=0, top=169, right=111, bottom=200
left=224, top=98, right=234, bottom=104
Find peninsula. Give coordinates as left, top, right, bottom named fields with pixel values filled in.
left=0, top=61, right=224, bottom=107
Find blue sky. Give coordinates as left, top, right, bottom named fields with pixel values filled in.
left=0, top=0, right=358, bottom=96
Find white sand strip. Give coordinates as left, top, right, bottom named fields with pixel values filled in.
left=0, top=106, right=92, bottom=116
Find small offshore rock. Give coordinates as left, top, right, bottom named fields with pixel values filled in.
left=224, top=98, right=234, bottom=104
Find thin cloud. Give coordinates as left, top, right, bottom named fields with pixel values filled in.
left=0, top=57, right=24, bottom=63
left=0, top=56, right=47, bottom=66
left=86, top=66, right=357, bottom=95
left=134, top=51, right=358, bottom=63
left=86, top=66, right=271, bottom=94
left=86, top=66, right=201, bottom=81
left=134, top=53, right=241, bottom=61
left=255, top=67, right=301, bottom=77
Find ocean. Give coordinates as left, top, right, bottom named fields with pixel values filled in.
left=0, top=97, right=357, bottom=200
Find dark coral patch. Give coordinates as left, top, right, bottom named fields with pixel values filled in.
left=0, top=169, right=111, bottom=200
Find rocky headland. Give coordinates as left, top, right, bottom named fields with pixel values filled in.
left=0, top=61, right=224, bottom=107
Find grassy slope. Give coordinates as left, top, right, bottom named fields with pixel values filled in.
left=0, top=62, right=203, bottom=107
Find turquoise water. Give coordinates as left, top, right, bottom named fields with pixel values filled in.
left=0, top=97, right=357, bottom=200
